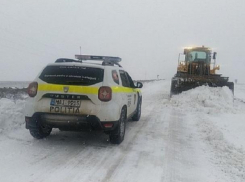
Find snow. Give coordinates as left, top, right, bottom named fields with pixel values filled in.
left=170, top=85, right=235, bottom=114
left=234, top=84, right=245, bottom=101
left=0, top=80, right=245, bottom=182
left=169, top=84, right=245, bottom=182
left=211, top=114, right=245, bottom=149
left=0, top=98, right=25, bottom=133
left=0, top=81, right=29, bottom=88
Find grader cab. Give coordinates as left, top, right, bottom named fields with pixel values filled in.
left=170, top=46, right=234, bottom=96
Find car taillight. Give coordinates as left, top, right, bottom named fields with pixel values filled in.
left=27, top=82, right=38, bottom=97
left=103, top=123, right=114, bottom=128
left=98, top=86, right=112, bottom=102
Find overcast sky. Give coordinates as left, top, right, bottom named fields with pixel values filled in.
left=0, top=0, right=244, bottom=82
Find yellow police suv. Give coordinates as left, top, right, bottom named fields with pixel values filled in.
left=25, top=55, right=143, bottom=144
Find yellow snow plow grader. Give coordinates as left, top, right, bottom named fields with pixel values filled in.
left=170, top=46, right=234, bottom=96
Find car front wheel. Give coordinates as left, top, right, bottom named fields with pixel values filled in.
left=132, top=97, right=142, bottom=121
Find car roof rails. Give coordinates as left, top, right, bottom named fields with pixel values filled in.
left=75, top=55, right=122, bottom=67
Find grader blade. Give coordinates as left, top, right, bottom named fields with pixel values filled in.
left=170, top=76, right=234, bottom=97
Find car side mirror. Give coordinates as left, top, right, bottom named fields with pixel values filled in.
left=136, top=82, right=143, bottom=88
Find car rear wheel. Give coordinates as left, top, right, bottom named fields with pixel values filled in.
left=29, top=125, right=52, bottom=139
left=109, top=107, right=126, bottom=144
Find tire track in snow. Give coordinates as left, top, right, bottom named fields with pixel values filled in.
left=161, top=107, right=215, bottom=182
left=24, top=131, right=109, bottom=182
left=163, top=109, right=187, bottom=182
left=100, top=102, right=160, bottom=182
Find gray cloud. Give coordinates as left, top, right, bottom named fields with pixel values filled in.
left=0, top=0, right=244, bottom=82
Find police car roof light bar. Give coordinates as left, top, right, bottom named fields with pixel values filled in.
left=55, top=56, right=122, bottom=67
left=75, top=55, right=121, bottom=62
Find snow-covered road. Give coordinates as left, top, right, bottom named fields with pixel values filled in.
left=0, top=80, right=245, bottom=182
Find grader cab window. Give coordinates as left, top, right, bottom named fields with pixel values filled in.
left=187, top=51, right=207, bottom=62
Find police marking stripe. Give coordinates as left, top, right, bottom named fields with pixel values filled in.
left=112, top=87, right=138, bottom=93
left=38, top=84, right=140, bottom=94
left=38, top=84, right=99, bottom=94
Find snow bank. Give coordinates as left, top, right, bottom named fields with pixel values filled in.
left=197, top=116, right=245, bottom=182
left=169, top=85, right=245, bottom=182
left=0, top=87, right=27, bottom=100
left=0, top=98, right=25, bottom=133
left=170, top=86, right=236, bottom=114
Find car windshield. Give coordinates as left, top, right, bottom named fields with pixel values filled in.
left=39, top=65, right=104, bottom=85
left=187, top=51, right=207, bottom=62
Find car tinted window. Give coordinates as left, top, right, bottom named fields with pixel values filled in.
left=39, top=65, right=104, bottom=86
left=112, top=70, right=119, bottom=85
left=126, top=72, right=136, bottom=88
left=119, top=70, right=130, bottom=87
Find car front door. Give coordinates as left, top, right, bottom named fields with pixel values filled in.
left=125, top=72, right=138, bottom=115
left=119, top=70, right=135, bottom=116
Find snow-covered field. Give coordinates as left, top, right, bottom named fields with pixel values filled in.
left=0, top=80, right=245, bottom=182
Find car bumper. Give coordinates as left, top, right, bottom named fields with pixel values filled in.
left=25, top=113, right=119, bottom=132
left=25, top=98, right=121, bottom=122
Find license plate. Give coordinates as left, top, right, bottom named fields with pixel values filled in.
left=50, top=99, right=81, bottom=107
